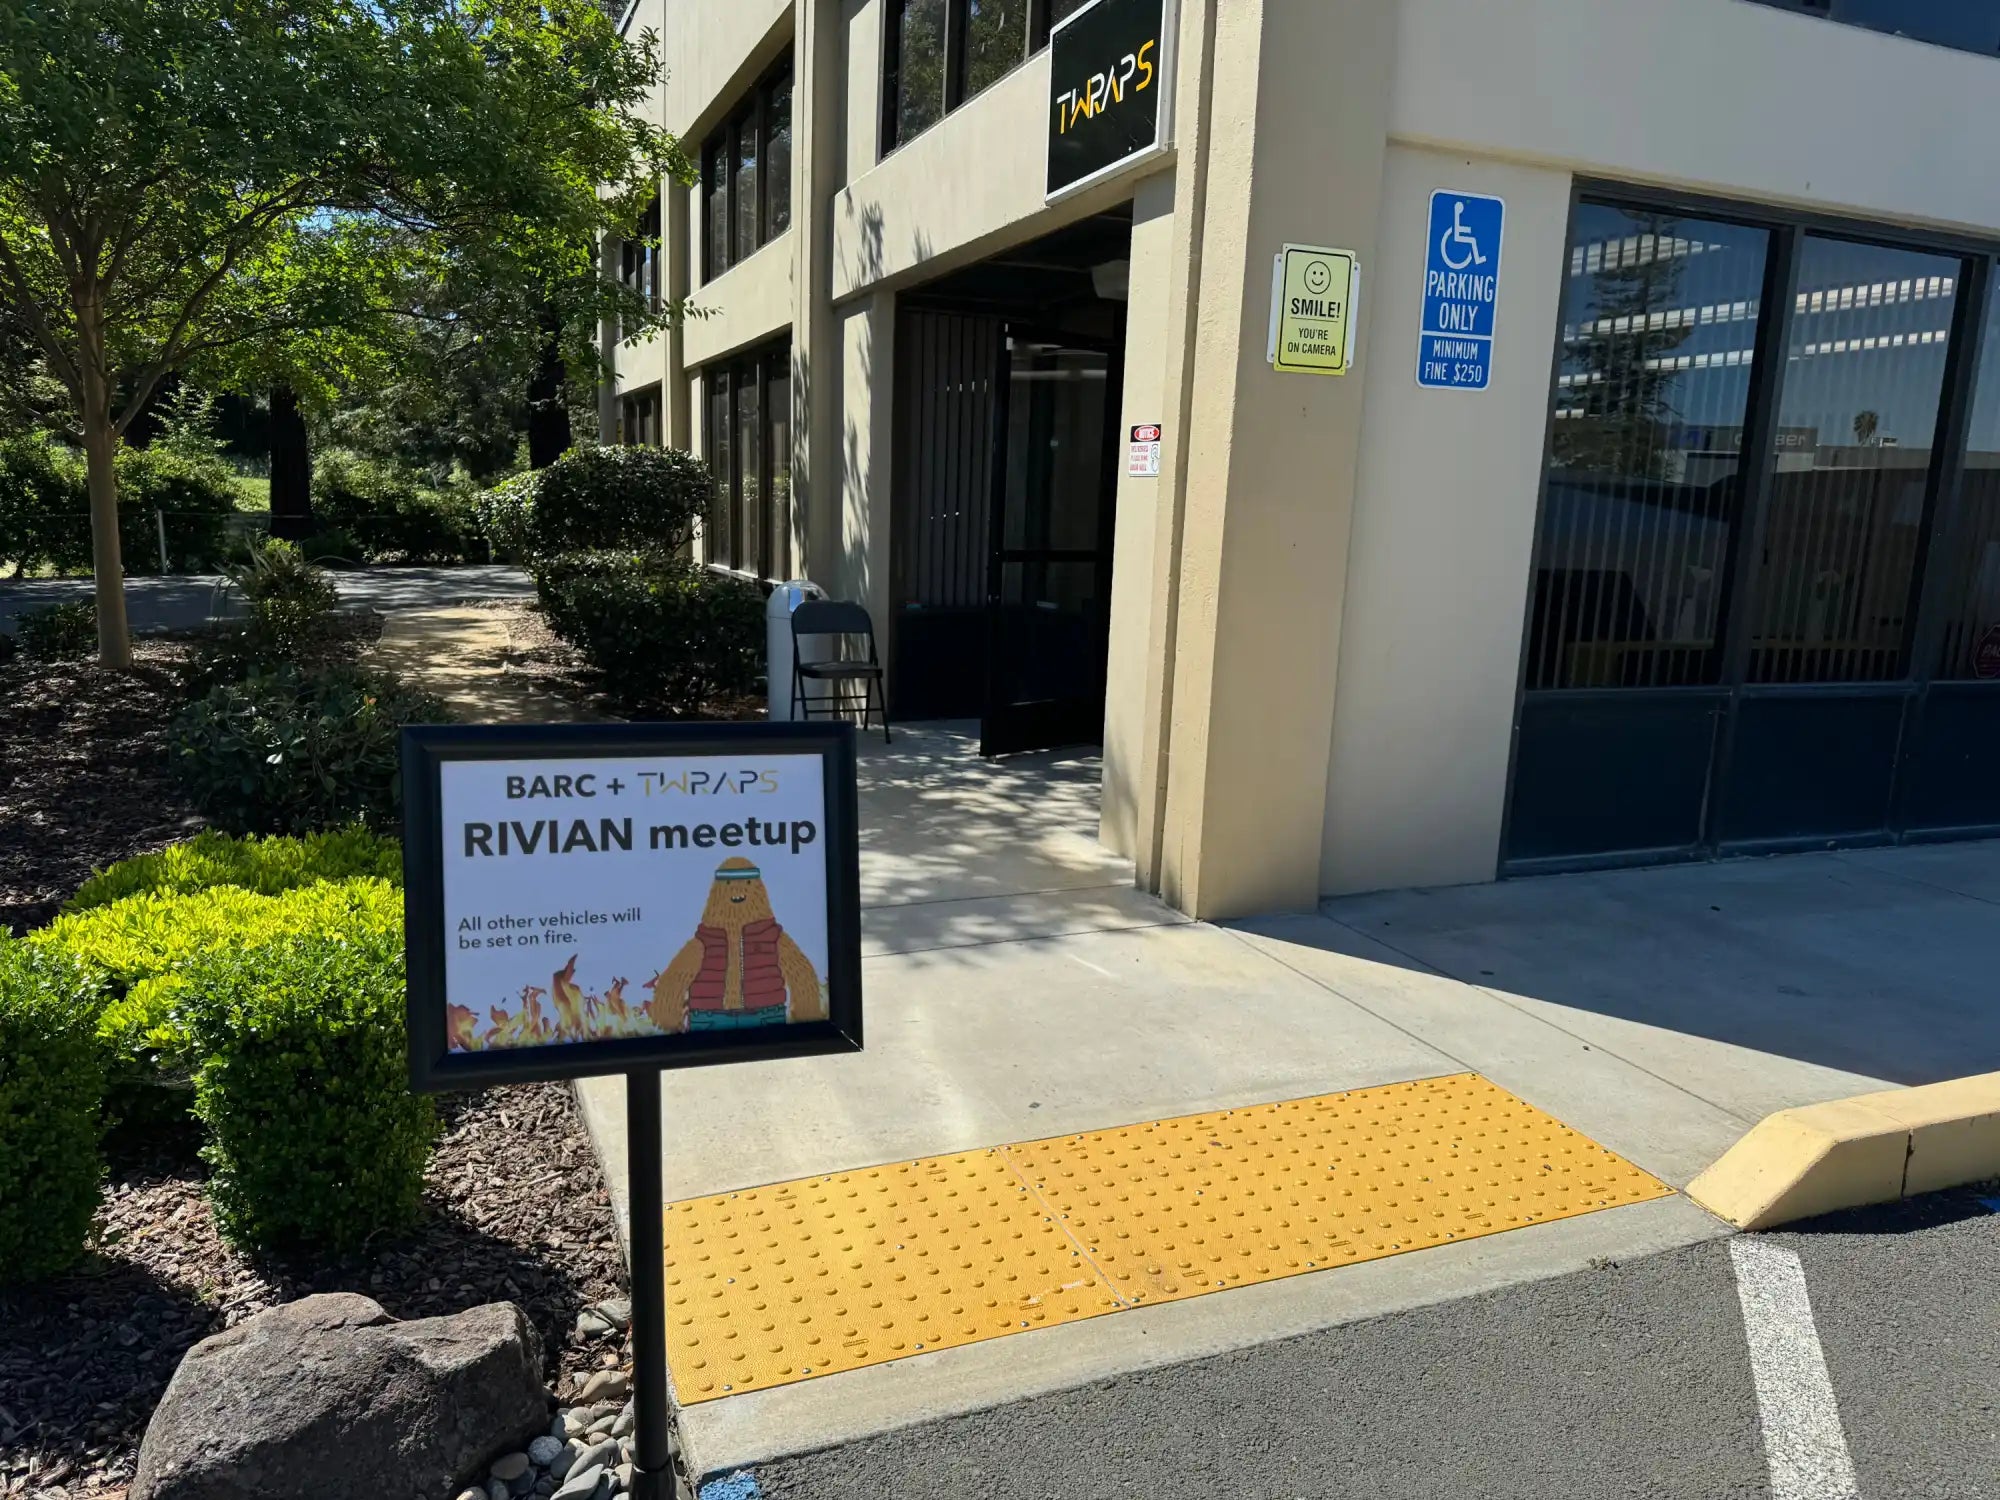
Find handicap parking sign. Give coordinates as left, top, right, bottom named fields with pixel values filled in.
left=1418, top=190, right=1504, bottom=391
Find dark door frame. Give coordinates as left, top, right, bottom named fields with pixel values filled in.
left=1501, top=180, right=2000, bottom=877
left=980, top=323, right=1126, bottom=757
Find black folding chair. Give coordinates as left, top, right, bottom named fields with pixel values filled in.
left=791, top=600, right=891, bottom=743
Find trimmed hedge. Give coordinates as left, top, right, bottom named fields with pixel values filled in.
left=169, top=665, right=445, bottom=835
left=531, top=551, right=764, bottom=713
left=184, top=927, right=435, bottom=1252
left=524, top=445, right=712, bottom=557
left=66, top=828, right=403, bottom=912
left=34, top=878, right=403, bottom=991
left=34, top=878, right=403, bottom=1133
left=0, top=939, right=106, bottom=1284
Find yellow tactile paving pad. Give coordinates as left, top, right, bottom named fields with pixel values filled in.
left=663, top=1074, right=1671, bottom=1403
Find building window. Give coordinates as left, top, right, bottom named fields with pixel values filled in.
left=1527, top=205, right=1774, bottom=691
left=1746, top=237, right=1960, bottom=684
left=703, top=341, right=793, bottom=580
left=881, top=0, right=1091, bottom=154
left=620, top=196, right=661, bottom=312
left=619, top=385, right=663, bottom=448
left=701, top=58, right=792, bottom=283
left=1740, top=1, right=2000, bottom=58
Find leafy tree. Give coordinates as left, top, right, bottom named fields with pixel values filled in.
left=0, top=0, right=685, bottom=665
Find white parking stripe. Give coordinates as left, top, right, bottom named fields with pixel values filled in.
left=1731, top=1237, right=1861, bottom=1500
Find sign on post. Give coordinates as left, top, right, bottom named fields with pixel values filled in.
left=1046, top=0, right=1173, bottom=201
left=402, top=722, right=863, bottom=1088
left=401, top=722, right=863, bottom=1500
left=1268, top=244, right=1360, bottom=376
left=1417, top=189, right=1505, bottom=391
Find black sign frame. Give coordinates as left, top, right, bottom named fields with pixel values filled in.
left=1046, top=0, right=1174, bottom=202
left=402, top=720, right=864, bottom=1093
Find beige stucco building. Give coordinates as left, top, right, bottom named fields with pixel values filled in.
left=606, top=0, right=2000, bottom=918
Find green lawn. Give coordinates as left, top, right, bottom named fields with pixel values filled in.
left=229, top=474, right=270, bottom=512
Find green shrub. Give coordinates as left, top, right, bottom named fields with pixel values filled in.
left=0, top=940, right=106, bottom=1284
left=184, top=926, right=435, bottom=1252
left=67, top=828, right=403, bottom=912
left=313, top=451, right=480, bottom=564
left=0, top=437, right=233, bottom=575
left=15, top=599, right=97, bottom=660
left=169, top=665, right=445, bottom=834
left=36, top=876, right=401, bottom=1136
left=33, top=877, right=403, bottom=991
left=474, top=472, right=537, bottom=562
left=117, top=443, right=239, bottom=573
left=531, top=551, right=764, bottom=712
left=224, top=537, right=342, bottom=659
left=0, top=434, right=87, bottom=572
left=525, top=445, right=713, bottom=557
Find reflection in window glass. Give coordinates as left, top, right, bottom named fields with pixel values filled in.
left=895, top=0, right=947, bottom=146
left=704, top=144, right=728, bottom=281
left=708, top=372, right=733, bottom=565
left=764, top=73, right=792, bottom=239
left=965, top=0, right=1028, bottom=99
left=1526, top=206, right=1771, bottom=690
left=1935, top=286, right=2000, bottom=678
left=1742, top=0, right=2000, bottom=57
left=733, top=118, right=759, bottom=266
left=736, top=367, right=762, bottom=576
left=767, top=359, right=792, bottom=581
left=1747, top=237, right=1959, bottom=684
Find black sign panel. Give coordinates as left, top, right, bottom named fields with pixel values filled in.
left=402, top=721, right=863, bottom=1091
left=1046, top=0, right=1169, bottom=199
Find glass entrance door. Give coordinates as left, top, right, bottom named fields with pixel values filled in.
left=981, top=337, right=1120, bottom=757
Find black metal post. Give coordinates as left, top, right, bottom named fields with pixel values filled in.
left=626, top=1067, right=673, bottom=1500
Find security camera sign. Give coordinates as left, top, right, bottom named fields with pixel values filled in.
left=402, top=723, right=863, bottom=1088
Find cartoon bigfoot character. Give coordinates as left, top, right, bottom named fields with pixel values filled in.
left=644, top=856, right=825, bottom=1032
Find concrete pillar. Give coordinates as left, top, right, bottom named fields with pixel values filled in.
left=1141, top=0, right=1398, bottom=918
left=1101, top=169, right=1177, bottom=859
left=795, top=0, right=845, bottom=584
left=837, top=292, right=895, bottom=651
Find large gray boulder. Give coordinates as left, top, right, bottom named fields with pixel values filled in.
left=131, top=1293, right=548, bottom=1500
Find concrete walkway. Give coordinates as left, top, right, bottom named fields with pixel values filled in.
left=381, top=601, right=2000, bottom=1480
left=0, top=564, right=532, bottom=634
left=568, top=731, right=2000, bottom=1479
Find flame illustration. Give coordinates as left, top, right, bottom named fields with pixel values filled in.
left=458, top=958, right=670, bottom=1051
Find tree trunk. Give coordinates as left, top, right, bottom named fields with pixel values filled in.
left=526, top=309, right=572, bottom=469
left=267, top=385, right=313, bottom=540
left=78, top=313, right=132, bottom=668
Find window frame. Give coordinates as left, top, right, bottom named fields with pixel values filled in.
left=701, top=340, right=794, bottom=582
left=1739, top=0, right=2000, bottom=60
left=618, top=384, right=664, bottom=449
left=1514, top=176, right=2000, bottom=708
left=621, top=196, right=662, bottom=313
left=700, top=55, right=795, bottom=285
left=880, top=0, right=1077, bottom=158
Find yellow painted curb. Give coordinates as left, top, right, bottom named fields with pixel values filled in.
left=1687, top=1071, right=2000, bottom=1229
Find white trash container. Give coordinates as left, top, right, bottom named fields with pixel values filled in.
left=766, top=580, right=830, bottom=721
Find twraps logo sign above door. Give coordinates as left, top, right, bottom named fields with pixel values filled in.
left=1046, top=0, right=1174, bottom=201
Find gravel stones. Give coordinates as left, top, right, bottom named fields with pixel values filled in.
left=529, top=1436, right=565, bottom=1467
left=576, top=1369, right=629, bottom=1404
left=553, top=1464, right=606, bottom=1500
left=491, top=1453, right=532, bottom=1483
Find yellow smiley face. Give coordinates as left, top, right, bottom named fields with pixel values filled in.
left=1303, top=259, right=1332, bottom=295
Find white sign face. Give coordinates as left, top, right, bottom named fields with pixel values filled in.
left=438, top=753, right=830, bottom=1054
left=1128, top=423, right=1162, bottom=478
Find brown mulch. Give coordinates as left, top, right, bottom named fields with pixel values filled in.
left=474, top=599, right=766, bottom=723
left=0, top=1083, right=627, bottom=1500
left=0, top=639, right=208, bottom=937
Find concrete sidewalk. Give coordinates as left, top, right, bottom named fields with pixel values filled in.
left=566, top=725, right=2000, bottom=1480
left=387, top=609, right=1998, bottom=1479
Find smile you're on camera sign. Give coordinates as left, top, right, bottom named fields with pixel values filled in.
left=401, top=722, right=863, bottom=1090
